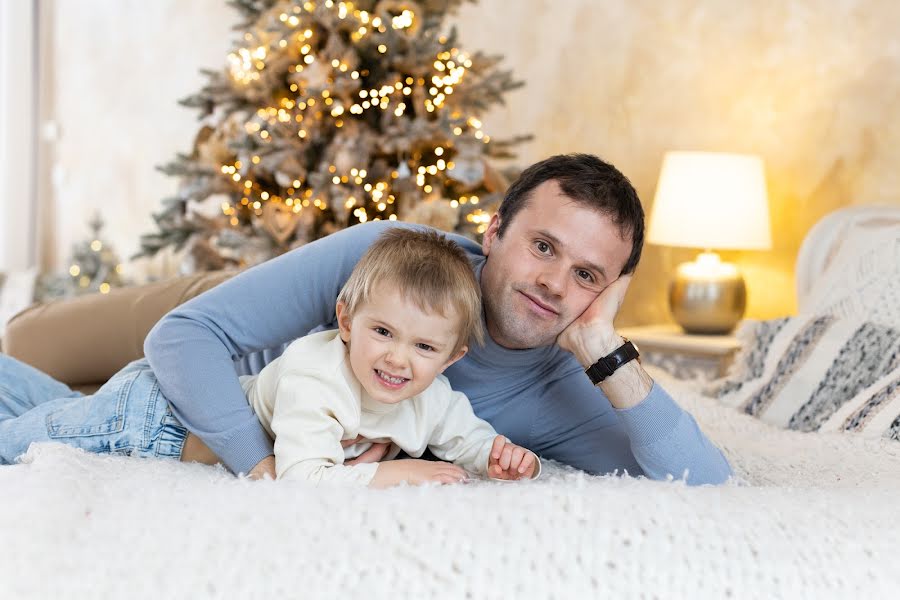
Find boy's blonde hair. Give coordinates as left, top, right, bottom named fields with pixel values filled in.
left=337, top=228, right=484, bottom=354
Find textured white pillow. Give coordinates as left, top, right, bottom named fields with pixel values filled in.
left=710, top=315, right=900, bottom=441
left=801, top=223, right=900, bottom=327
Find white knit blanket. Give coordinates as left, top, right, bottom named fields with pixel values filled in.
left=2, top=366, right=899, bottom=600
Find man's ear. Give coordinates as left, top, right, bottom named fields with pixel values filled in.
left=440, top=346, right=468, bottom=373
left=481, top=214, right=501, bottom=256
left=336, top=300, right=352, bottom=342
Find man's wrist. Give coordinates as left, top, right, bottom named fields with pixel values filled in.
left=573, top=327, right=653, bottom=408
left=247, top=455, right=276, bottom=480
left=570, top=327, right=624, bottom=368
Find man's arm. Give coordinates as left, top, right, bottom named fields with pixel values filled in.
left=144, top=221, right=403, bottom=475
left=555, top=275, right=732, bottom=485
left=528, top=361, right=731, bottom=485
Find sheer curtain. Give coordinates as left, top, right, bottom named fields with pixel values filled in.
left=0, top=0, right=38, bottom=272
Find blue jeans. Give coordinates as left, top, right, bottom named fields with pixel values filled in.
left=0, top=355, right=187, bottom=465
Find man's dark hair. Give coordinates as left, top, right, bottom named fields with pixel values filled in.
left=496, top=154, right=645, bottom=275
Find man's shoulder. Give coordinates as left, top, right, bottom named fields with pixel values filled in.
left=284, top=221, right=483, bottom=260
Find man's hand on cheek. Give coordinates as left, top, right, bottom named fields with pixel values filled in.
left=557, top=274, right=632, bottom=367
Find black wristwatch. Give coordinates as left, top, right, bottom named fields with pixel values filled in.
left=585, top=339, right=640, bottom=385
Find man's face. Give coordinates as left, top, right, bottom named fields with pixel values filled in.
left=480, top=180, right=633, bottom=349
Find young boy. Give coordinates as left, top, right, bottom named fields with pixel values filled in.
left=0, top=229, right=540, bottom=487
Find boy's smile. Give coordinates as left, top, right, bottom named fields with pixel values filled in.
left=336, top=285, right=468, bottom=405
left=373, top=368, right=408, bottom=390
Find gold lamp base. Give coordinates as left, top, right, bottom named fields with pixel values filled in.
left=668, top=252, right=746, bottom=335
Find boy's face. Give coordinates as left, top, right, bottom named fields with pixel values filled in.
left=336, top=285, right=467, bottom=405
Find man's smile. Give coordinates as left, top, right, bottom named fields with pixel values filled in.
left=518, top=291, right=559, bottom=317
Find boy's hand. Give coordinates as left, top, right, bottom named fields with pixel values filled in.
left=369, top=459, right=468, bottom=488
left=342, top=435, right=391, bottom=465
left=488, top=435, right=537, bottom=480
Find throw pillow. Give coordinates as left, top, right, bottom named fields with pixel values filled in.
left=802, top=225, right=900, bottom=327
left=709, top=315, right=900, bottom=441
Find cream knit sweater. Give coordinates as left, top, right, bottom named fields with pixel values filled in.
left=240, top=329, right=540, bottom=485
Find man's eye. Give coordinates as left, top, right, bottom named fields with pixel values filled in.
left=416, top=343, right=435, bottom=352
left=577, top=270, right=594, bottom=283
left=374, top=327, right=391, bottom=337
left=535, top=240, right=551, bottom=254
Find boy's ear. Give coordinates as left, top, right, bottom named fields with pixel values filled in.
left=440, top=346, right=468, bottom=373
left=336, top=300, right=352, bottom=342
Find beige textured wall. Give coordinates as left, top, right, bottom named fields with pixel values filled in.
left=454, top=0, right=900, bottom=325
left=41, top=0, right=233, bottom=278
left=42, top=0, right=900, bottom=324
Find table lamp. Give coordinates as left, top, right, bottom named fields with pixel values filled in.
left=647, top=151, right=772, bottom=334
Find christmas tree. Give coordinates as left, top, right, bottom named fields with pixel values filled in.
left=36, top=213, right=127, bottom=300
left=137, top=0, right=529, bottom=271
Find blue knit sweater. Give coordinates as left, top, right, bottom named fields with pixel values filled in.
left=144, top=221, right=732, bottom=484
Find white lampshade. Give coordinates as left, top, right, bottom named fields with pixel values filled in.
left=647, top=151, right=772, bottom=250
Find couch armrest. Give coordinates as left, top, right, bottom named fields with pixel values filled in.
left=2, top=270, right=238, bottom=387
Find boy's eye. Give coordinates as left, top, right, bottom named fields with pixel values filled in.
left=374, top=327, right=391, bottom=337
left=416, top=343, right=435, bottom=352
left=534, top=240, right=551, bottom=254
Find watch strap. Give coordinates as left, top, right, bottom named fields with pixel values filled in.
left=585, top=339, right=640, bottom=385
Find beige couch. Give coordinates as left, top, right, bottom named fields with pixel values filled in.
left=1, top=270, right=237, bottom=393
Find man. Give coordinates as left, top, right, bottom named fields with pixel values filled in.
left=147, top=154, right=732, bottom=484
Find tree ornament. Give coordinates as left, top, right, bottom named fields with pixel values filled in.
left=375, top=0, right=424, bottom=35
left=446, top=138, right=486, bottom=189
left=261, top=200, right=300, bottom=244
left=406, top=198, right=459, bottom=233
left=137, top=0, right=529, bottom=272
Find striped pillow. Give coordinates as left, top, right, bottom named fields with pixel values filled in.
left=709, top=315, right=900, bottom=440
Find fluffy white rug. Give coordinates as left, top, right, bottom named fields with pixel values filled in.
left=2, top=367, right=899, bottom=599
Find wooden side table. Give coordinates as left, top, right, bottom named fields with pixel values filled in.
left=618, top=324, right=742, bottom=381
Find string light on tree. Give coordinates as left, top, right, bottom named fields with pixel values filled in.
left=138, top=0, right=530, bottom=272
